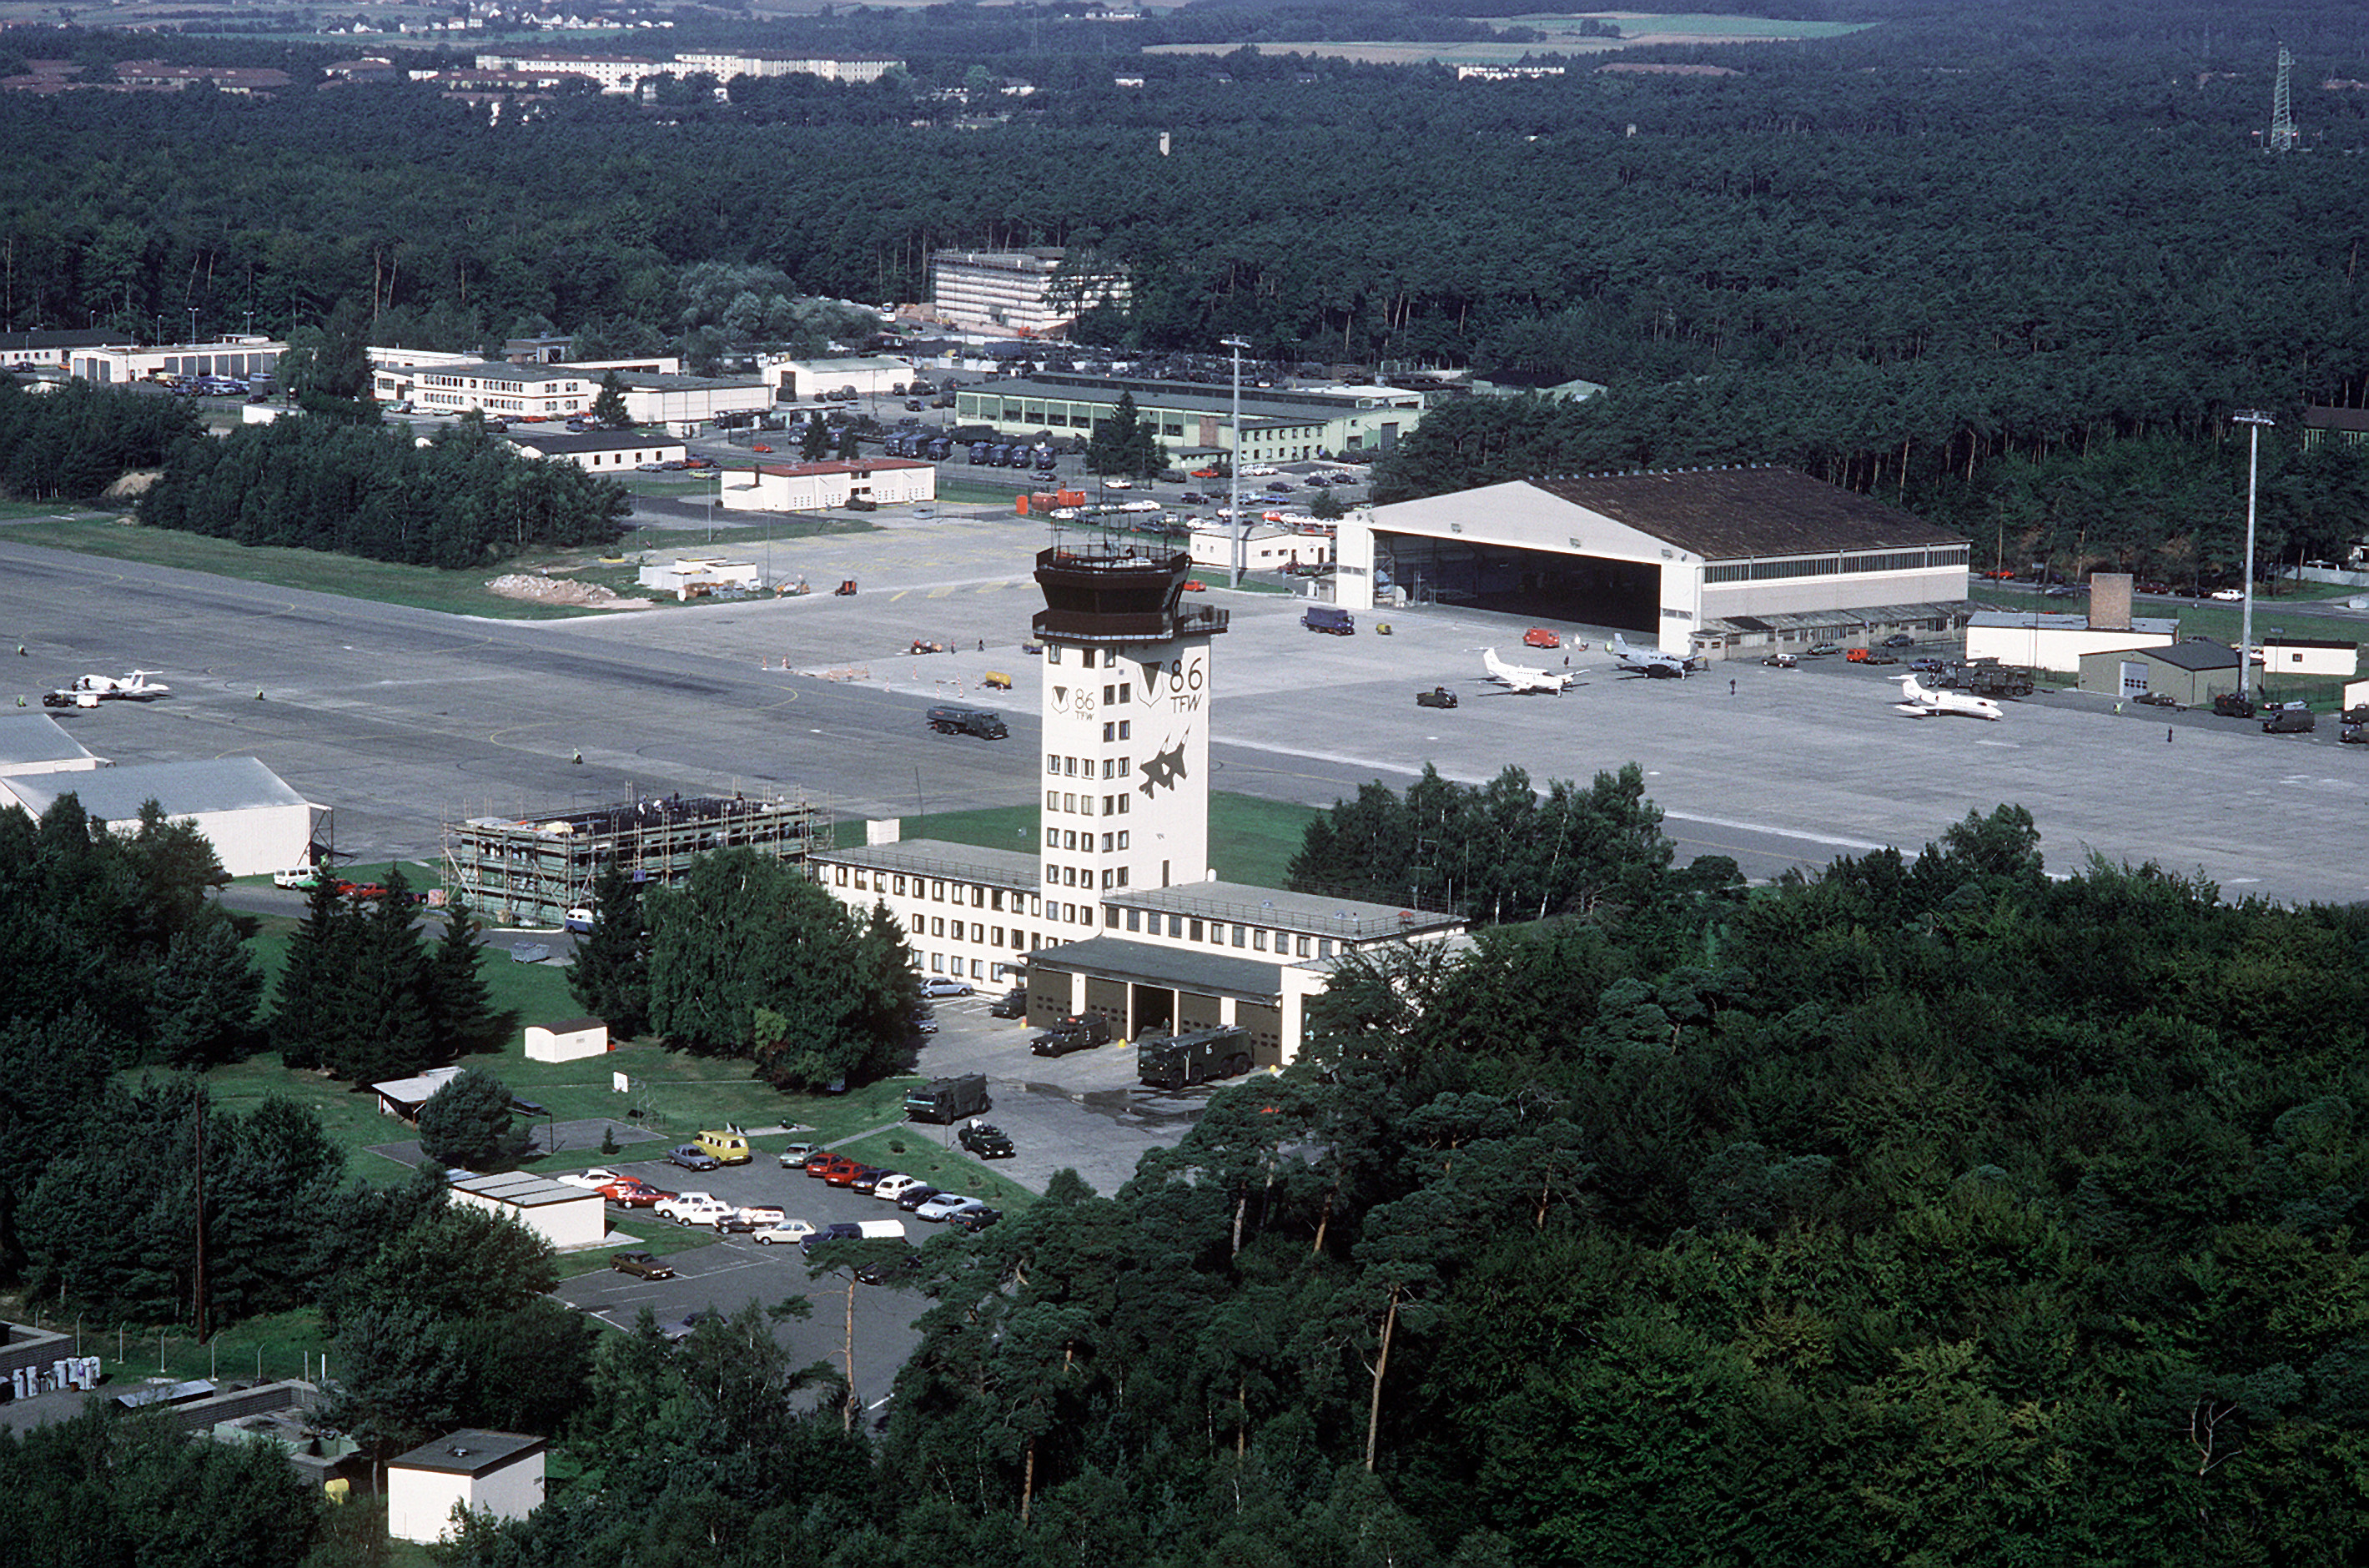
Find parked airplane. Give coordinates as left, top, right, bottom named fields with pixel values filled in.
left=1481, top=648, right=1574, bottom=695
left=1895, top=673, right=2003, bottom=721
left=1607, top=635, right=1693, bottom=679
left=71, top=669, right=171, bottom=699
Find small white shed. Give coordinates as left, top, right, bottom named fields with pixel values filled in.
left=385, top=1429, right=546, bottom=1545
left=524, top=1016, right=611, bottom=1063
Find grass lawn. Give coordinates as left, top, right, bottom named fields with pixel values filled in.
left=0, top=510, right=876, bottom=618
left=837, top=1129, right=1038, bottom=1213
left=841, top=791, right=1315, bottom=887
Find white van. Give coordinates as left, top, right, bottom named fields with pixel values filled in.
left=853, top=1219, right=906, bottom=1242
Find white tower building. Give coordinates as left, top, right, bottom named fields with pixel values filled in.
left=1031, top=543, right=1225, bottom=901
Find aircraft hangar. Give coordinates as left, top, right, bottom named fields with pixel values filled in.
left=1333, top=466, right=1971, bottom=660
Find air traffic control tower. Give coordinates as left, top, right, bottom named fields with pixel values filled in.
left=1032, top=544, right=1227, bottom=897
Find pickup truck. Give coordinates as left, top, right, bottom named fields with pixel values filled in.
left=1415, top=687, right=1458, bottom=709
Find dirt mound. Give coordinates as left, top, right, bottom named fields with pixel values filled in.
left=485, top=573, right=646, bottom=609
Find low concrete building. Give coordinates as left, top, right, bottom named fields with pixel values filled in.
left=505, top=430, right=687, bottom=473
left=717, top=458, right=936, bottom=514
left=1189, top=523, right=1330, bottom=575
left=2077, top=641, right=2241, bottom=705
left=637, top=555, right=762, bottom=597
left=372, top=1064, right=465, bottom=1119
left=446, top=1171, right=606, bottom=1253
left=619, top=373, right=772, bottom=435
left=1966, top=610, right=2178, bottom=676
left=0, top=757, right=319, bottom=877
left=2259, top=636, right=2357, bottom=679
left=524, top=1016, right=610, bottom=1063
left=385, top=1430, right=547, bottom=1545
left=763, top=354, right=917, bottom=400
left=0, top=714, right=105, bottom=775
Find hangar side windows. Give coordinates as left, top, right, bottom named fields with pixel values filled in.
left=1705, top=545, right=1971, bottom=585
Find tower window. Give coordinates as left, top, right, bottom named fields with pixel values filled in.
left=1118, top=721, right=1130, bottom=740
left=1047, top=753, right=1059, bottom=774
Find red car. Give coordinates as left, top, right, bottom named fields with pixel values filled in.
left=806, top=1152, right=857, bottom=1180
left=602, top=1180, right=670, bottom=1208
left=1190, top=467, right=1221, bottom=479
left=752, top=444, right=772, bottom=454
left=1182, top=580, right=1206, bottom=593
left=827, top=1163, right=881, bottom=1189
left=1522, top=628, right=1560, bottom=650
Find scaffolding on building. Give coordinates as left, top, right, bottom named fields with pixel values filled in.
left=441, top=791, right=830, bottom=928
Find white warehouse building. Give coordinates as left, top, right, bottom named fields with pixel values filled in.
left=1337, top=465, right=1970, bottom=661
left=0, top=757, right=319, bottom=877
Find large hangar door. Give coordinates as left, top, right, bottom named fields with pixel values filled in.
left=1177, top=991, right=1225, bottom=1032
left=1084, top=976, right=1129, bottom=1033
left=1378, top=533, right=1660, bottom=631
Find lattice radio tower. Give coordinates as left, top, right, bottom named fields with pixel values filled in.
left=2268, top=45, right=2299, bottom=153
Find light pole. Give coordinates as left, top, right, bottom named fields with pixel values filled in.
left=2235, top=410, right=2274, bottom=704
left=186, top=306, right=198, bottom=346
left=1221, top=335, right=1250, bottom=588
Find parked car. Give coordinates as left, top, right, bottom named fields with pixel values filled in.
left=1908, top=657, right=1947, bottom=675
left=914, top=1191, right=979, bottom=1222
left=1881, top=633, right=1915, bottom=647
left=894, top=1185, right=943, bottom=1212
left=1415, top=686, right=1459, bottom=708
left=2341, top=725, right=2369, bottom=746
left=1762, top=653, right=1798, bottom=669
left=2210, top=587, right=2245, bottom=601
left=947, top=1206, right=1003, bottom=1234
left=988, top=988, right=1029, bottom=1018
left=610, top=1250, right=675, bottom=1281
left=563, top=907, right=594, bottom=932
left=857, top=1252, right=925, bottom=1286
left=827, top=1162, right=883, bottom=1189
left=874, top=1173, right=929, bottom=1204
left=752, top=1219, right=820, bottom=1245
left=849, top=1167, right=891, bottom=1193
left=668, top=1144, right=721, bottom=1172
left=1807, top=642, right=1843, bottom=656
left=920, top=977, right=974, bottom=998
left=2211, top=694, right=2258, bottom=719
left=557, top=1167, right=629, bottom=1190
left=656, top=1194, right=733, bottom=1226
left=2136, top=691, right=2180, bottom=708
left=600, top=1179, right=666, bottom=1207
left=722, top=1204, right=787, bottom=1232
left=777, top=1142, right=819, bottom=1168
left=806, top=1152, right=858, bottom=1179
left=2263, top=706, right=2316, bottom=734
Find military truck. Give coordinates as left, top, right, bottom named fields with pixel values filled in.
left=1137, top=1025, right=1254, bottom=1090
left=926, top=706, right=1008, bottom=739
left=905, top=1073, right=991, bottom=1123
left=1029, top=1013, right=1113, bottom=1056
left=1960, top=662, right=2035, bottom=698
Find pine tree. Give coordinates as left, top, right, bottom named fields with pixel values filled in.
left=588, top=369, right=630, bottom=430
left=416, top=1067, right=529, bottom=1170
left=271, top=877, right=357, bottom=1070
left=568, top=861, right=651, bottom=1035
left=324, top=868, right=435, bottom=1083
left=800, top=415, right=829, bottom=461
left=425, top=902, right=511, bottom=1058
left=147, top=908, right=265, bottom=1068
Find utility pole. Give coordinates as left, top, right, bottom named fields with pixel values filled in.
left=2235, top=410, right=2274, bottom=704
left=1221, top=335, right=1250, bottom=589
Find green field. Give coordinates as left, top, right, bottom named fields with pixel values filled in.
left=0, top=510, right=877, bottom=618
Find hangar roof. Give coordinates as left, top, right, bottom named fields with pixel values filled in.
left=1523, top=467, right=1966, bottom=561
left=0, top=756, right=312, bottom=819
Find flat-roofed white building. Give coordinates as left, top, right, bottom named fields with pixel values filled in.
left=637, top=555, right=762, bottom=597
left=1966, top=611, right=2177, bottom=675
left=763, top=354, right=917, bottom=400
left=446, top=1171, right=606, bottom=1253
left=672, top=52, right=899, bottom=84
left=718, top=458, right=936, bottom=513
left=930, top=249, right=1130, bottom=336
left=471, top=51, right=658, bottom=92
left=386, top=1430, right=547, bottom=1545
left=505, top=430, right=687, bottom=471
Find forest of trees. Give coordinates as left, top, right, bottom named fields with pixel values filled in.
left=133, top=413, right=629, bottom=567
left=2, top=0, right=2363, bottom=535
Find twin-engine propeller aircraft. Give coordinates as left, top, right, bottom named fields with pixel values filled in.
left=1481, top=648, right=1574, bottom=695
left=1608, top=635, right=1695, bottom=679
left=1895, top=673, right=2003, bottom=721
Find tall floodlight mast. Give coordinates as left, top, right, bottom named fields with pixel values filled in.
left=2269, top=45, right=2299, bottom=152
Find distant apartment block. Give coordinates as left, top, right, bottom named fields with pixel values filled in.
left=930, top=249, right=1130, bottom=336
left=671, top=53, right=899, bottom=85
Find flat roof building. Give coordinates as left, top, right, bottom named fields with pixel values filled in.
left=931, top=249, right=1130, bottom=337
left=957, top=372, right=1426, bottom=464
